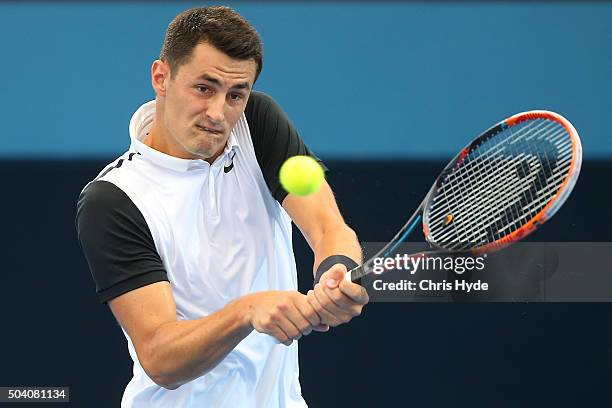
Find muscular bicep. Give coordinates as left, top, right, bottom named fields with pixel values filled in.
left=109, top=281, right=177, bottom=353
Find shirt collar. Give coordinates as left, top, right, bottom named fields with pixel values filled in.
left=128, top=100, right=239, bottom=172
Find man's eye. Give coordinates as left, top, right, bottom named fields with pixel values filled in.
left=229, top=93, right=243, bottom=101
left=197, top=86, right=211, bottom=93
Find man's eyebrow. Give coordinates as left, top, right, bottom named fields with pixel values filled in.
left=231, top=82, right=251, bottom=91
left=197, top=74, right=251, bottom=91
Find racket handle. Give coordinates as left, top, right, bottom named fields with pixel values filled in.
left=345, top=265, right=364, bottom=285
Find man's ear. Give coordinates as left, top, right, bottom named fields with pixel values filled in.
left=151, top=60, right=170, bottom=97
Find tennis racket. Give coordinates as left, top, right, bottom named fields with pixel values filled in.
left=347, top=110, right=582, bottom=284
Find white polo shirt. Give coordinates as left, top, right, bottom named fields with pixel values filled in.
left=76, top=92, right=323, bottom=407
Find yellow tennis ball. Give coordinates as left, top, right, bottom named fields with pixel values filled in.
left=279, top=156, right=325, bottom=196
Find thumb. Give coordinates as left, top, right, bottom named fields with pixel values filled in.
left=321, top=264, right=347, bottom=288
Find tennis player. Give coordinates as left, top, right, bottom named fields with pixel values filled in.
left=76, top=6, right=368, bottom=407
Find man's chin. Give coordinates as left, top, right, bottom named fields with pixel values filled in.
left=187, top=143, right=226, bottom=161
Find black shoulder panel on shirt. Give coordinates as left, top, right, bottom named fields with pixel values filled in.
left=245, top=91, right=327, bottom=203
left=75, top=180, right=168, bottom=303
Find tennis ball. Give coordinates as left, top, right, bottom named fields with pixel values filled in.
left=279, top=156, right=325, bottom=196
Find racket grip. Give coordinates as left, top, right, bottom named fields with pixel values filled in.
left=345, top=265, right=364, bottom=285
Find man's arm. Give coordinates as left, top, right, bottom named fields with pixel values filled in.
left=109, top=283, right=326, bottom=390
left=283, top=181, right=362, bottom=270
left=283, top=181, right=369, bottom=327
left=76, top=181, right=326, bottom=390
left=110, top=281, right=250, bottom=389
left=116, top=178, right=362, bottom=389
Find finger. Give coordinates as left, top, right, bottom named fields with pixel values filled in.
left=321, top=284, right=362, bottom=319
left=313, top=284, right=352, bottom=325
left=312, top=324, right=330, bottom=332
left=273, top=312, right=302, bottom=341
left=315, top=283, right=352, bottom=316
left=318, top=264, right=347, bottom=288
left=338, top=279, right=370, bottom=305
left=266, top=323, right=292, bottom=346
left=293, top=296, right=321, bottom=328
left=323, top=284, right=355, bottom=310
left=281, top=300, right=314, bottom=336
left=307, top=289, right=341, bottom=327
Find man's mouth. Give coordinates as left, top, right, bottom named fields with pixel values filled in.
left=196, top=125, right=222, bottom=135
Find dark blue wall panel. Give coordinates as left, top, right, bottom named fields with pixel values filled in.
left=0, top=158, right=610, bottom=407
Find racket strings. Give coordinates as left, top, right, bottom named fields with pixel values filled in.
left=439, top=121, right=570, bottom=247
left=426, top=118, right=573, bottom=250
left=472, top=124, right=568, bottom=234
left=434, top=121, right=554, bottom=221
left=429, top=121, right=552, bottom=242
left=454, top=129, right=566, bottom=246
left=435, top=155, right=540, bottom=247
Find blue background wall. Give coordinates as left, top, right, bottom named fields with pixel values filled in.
left=1, top=3, right=611, bottom=407
left=1, top=2, right=611, bottom=158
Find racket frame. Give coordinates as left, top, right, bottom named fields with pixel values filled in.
left=347, top=110, right=582, bottom=284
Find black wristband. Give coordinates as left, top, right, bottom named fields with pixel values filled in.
left=314, top=255, right=359, bottom=285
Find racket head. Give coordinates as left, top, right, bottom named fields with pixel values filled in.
left=422, top=110, right=582, bottom=254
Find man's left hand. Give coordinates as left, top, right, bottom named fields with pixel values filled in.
left=306, top=264, right=369, bottom=327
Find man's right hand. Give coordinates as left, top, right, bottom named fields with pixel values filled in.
left=243, top=291, right=329, bottom=346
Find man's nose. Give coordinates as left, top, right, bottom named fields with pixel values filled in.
left=206, top=93, right=225, bottom=124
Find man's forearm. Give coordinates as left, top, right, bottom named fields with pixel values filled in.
left=142, top=296, right=253, bottom=389
left=312, top=224, right=362, bottom=273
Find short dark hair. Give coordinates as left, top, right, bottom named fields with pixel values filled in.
left=160, top=6, right=263, bottom=81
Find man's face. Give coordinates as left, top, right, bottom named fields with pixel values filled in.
left=157, top=42, right=257, bottom=161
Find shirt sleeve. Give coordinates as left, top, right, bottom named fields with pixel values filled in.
left=244, top=91, right=327, bottom=203
left=75, top=180, right=168, bottom=303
